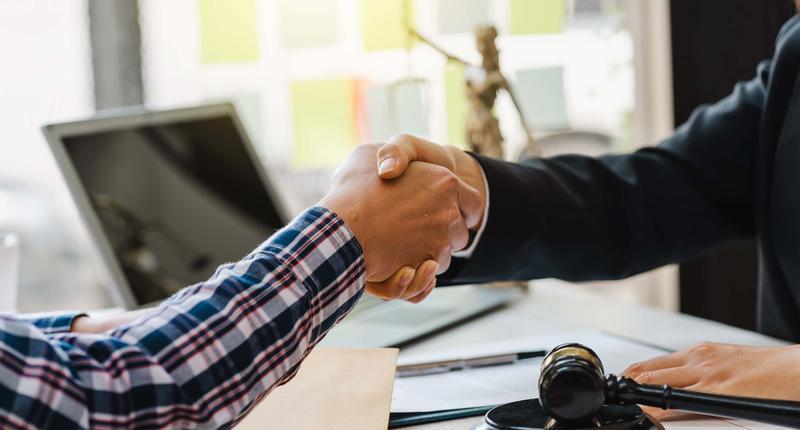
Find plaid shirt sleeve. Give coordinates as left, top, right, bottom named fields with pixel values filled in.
left=0, top=207, right=366, bottom=429
left=17, top=312, right=87, bottom=335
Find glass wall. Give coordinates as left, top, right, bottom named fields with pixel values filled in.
left=0, top=0, right=112, bottom=312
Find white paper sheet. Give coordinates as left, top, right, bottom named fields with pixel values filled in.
left=663, top=415, right=791, bottom=430
left=392, top=331, right=668, bottom=413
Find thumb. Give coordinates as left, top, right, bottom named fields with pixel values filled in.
left=377, top=134, right=454, bottom=179
left=377, top=141, right=414, bottom=179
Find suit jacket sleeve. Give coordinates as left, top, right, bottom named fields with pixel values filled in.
left=441, top=61, right=770, bottom=285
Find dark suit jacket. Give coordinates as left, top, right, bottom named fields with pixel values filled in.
left=442, top=16, right=800, bottom=341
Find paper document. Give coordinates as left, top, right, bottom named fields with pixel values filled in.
left=392, top=331, right=667, bottom=413
left=664, top=415, right=792, bottom=430
left=239, top=348, right=398, bottom=430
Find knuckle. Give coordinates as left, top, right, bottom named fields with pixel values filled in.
left=708, top=368, right=732, bottom=383
left=389, top=133, right=413, bottom=145
left=636, top=371, right=656, bottom=384
left=446, top=206, right=462, bottom=224
left=689, top=342, right=715, bottom=356
left=376, top=143, right=396, bottom=156
left=443, top=171, right=459, bottom=186
left=624, top=362, right=644, bottom=376
left=428, top=163, right=451, bottom=176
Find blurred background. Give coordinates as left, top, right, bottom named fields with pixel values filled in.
left=0, top=0, right=792, bottom=329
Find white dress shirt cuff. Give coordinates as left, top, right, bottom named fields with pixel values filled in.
left=452, top=164, right=489, bottom=259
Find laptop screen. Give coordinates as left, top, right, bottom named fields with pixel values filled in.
left=62, top=113, right=286, bottom=305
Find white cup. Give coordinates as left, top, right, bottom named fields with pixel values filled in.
left=0, top=233, right=19, bottom=313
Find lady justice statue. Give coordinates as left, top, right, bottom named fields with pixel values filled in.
left=410, top=25, right=540, bottom=159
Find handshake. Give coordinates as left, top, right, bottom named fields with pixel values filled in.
left=318, top=135, right=487, bottom=303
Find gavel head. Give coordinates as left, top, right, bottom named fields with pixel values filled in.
left=538, top=343, right=607, bottom=425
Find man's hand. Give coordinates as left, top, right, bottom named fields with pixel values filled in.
left=376, top=134, right=486, bottom=226
left=368, top=135, right=488, bottom=297
left=622, top=342, right=800, bottom=421
left=318, top=144, right=482, bottom=286
left=365, top=260, right=440, bottom=303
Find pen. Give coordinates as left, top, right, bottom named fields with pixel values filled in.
left=396, top=350, right=547, bottom=378
left=388, top=405, right=498, bottom=428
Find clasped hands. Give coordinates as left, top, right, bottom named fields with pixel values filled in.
left=318, top=134, right=485, bottom=303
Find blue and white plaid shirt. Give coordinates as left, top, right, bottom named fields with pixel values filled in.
left=0, top=207, right=365, bottom=429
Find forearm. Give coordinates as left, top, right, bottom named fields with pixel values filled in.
left=0, top=207, right=365, bottom=428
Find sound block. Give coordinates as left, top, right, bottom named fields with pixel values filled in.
left=480, top=399, right=662, bottom=430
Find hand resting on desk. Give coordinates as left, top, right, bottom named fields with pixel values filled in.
left=623, top=342, right=800, bottom=421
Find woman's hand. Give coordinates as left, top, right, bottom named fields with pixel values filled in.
left=622, top=342, right=800, bottom=421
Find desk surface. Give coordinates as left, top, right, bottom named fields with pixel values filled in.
left=398, top=279, right=785, bottom=430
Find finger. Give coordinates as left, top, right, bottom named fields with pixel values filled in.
left=377, top=135, right=453, bottom=179
left=407, top=277, right=437, bottom=304
left=365, top=266, right=415, bottom=300
left=448, top=214, right=470, bottom=252
left=622, top=352, right=687, bottom=379
left=434, top=245, right=452, bottom=275
left=634, top=367, right=701, bottom=388
left=401, top=260, right=438, bottom=298
left=403, top=261, right=438, bottom=302
left=456, top=177, right=483, bottom=229
left=376, top=142, right=413, bottom=179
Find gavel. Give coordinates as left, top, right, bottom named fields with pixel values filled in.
left=538, top=343, right=800, bottom=428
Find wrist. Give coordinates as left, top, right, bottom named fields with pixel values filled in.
left=317, top=196, right=372, bottom=272
left=318, top=195, right=358, bottom=233
left=459, top=152, right=488, bottom=229
left=71, top=315, right=102, bottom=333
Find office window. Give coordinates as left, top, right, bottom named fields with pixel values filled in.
left=0, top=0, right=113, bottom=311
left=0, top=0, right=676, bottom=313
left=140, top=0, right=637, bottom=215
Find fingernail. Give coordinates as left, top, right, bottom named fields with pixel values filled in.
left=399, top=268, right=414, bottom=287
left=378, top=157, right=397, bottom=175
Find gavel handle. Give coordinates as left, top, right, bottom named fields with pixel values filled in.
left=609, top=375, right=800, bottom=428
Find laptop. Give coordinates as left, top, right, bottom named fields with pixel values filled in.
left=43, top=103, right=523, bottom=348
